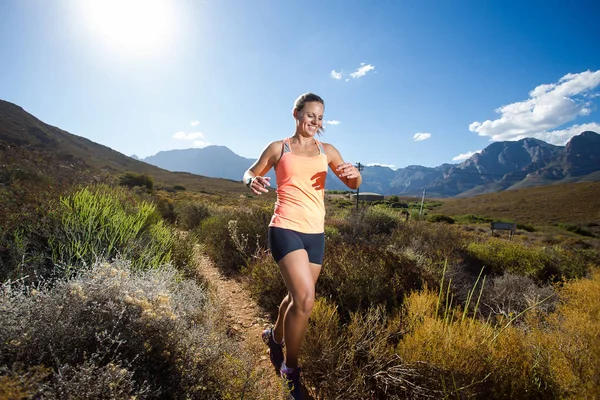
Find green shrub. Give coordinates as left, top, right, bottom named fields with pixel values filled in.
left=517, top=223, right=536, bottom=232
left=118, top=172, right=154, bottom=190
left=427, top=214, right=455, bottom=224
left=196, top=206, right=271, bottom=276
left=0, top=260, right=265, bottom=399
left=337, top=206, right=400, bottom=243
left=454, top=214, right=494, bottom=224
left=0, top=181, right=63, bottom=282
left=50, top=185, right=172, bottom=272
left=154, top=196, right=176, bottom=224
left=557, top=223, right=595, bottom=237
left=319, top=241, right=424, bottom=320
left=170, top=231, right=200, bottom=281
left=466, top=238, right=590, bottom=281
left=175, top=201, right=210, bottom=231
left=243, top=251, right=286, bottom=318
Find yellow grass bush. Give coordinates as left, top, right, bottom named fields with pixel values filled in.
left=398, top=289, right=542, bottom=398
left=527, top=267, right=600, bottom=399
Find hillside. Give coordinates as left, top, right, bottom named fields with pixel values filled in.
left=0, top=99, right=246, bottom=194
left=434, top=181, right=600, bottom=226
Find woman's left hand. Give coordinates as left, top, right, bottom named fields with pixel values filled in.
left=336, top=163, right=361, bottom=179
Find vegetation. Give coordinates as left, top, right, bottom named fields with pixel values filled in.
left=118, top=172, right=154, bottom=190
left=200, top=200, right=599, bottom=399
left=0, top=260, right=264, bottom=399
left=1, top=151, right=599, bottom=398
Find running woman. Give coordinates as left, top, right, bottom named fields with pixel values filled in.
left=242, top=92, right=362, bottom=399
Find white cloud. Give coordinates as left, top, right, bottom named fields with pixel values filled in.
left=331, top=70, right=343, bottom=80
left=325, top=120, right=341, bottom=125
left=191, top=120, right=200, bottom=126
left=192, top=140, right=209, bottom=148
left=543, top=122, right=600, bottom=145
left=367, top=163, right=397, bottom=170
left=173, top=131, right=206, bottom=140
left=350, top=63, right=375, bottom=79
left=452, top=150, right=482, bottom=162
left=413, top=132, right=432, bottom=141
left=469, top=70, right=600, bottom=144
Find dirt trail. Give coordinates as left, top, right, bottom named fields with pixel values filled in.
left=195, top=251, right=283, bottom=398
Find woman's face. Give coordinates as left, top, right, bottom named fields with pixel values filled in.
left=295, top=101, right=324, bottom=137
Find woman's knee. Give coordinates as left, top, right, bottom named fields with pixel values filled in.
left=291, top=290, right=315, bottom=314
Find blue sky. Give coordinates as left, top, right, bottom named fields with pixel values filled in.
left=1, top=0, right=599, bottom=170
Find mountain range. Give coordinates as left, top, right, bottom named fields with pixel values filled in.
left=1, top=98, right=598, bottom=198
left=141, top=132, right=600, bottom=197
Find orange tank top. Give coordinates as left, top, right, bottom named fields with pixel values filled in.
left=269, top=138, right=328, bottom=233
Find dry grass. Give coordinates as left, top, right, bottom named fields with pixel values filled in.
left=434, top=182, right=600, bottom=226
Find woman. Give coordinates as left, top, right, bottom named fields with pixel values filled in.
left=242, top=93, right=362, bottom=399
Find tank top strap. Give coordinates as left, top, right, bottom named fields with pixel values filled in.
left=283, top=137, right=292, bottom=153
left=315, top=140, right=326, bottom=155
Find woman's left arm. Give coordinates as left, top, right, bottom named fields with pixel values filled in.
left=323, top=143, right=362, bottom=189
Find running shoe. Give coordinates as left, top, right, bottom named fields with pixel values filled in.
left=262, top=327, right=284, bottom=374
left=280, top=362, right=305, bottom=399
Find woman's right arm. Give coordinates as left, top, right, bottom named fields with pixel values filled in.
left=243, top=141, right=280, bottom=195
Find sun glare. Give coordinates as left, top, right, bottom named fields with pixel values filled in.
left=81, top=0, right=174, bottom=54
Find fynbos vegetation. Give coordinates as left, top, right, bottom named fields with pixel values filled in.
left=1, top=174, right=599, bottom=399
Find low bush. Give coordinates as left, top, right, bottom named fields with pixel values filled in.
left=337, top=206, right=401, bottom=243
left=479, top=273, right=556, bottom=321
left=196, top=206, right=271, bottom=276
left=527, top=267, right=600, bottom=399
left=557, top=223, right=595, bottom=237
left=243, top=251, right=286, bottom=318
left=118, top=172, right=154, bottom=191
left=466, top=238, right=591, bottom=281
left=299, top=268, right=600, bottom=399
left=0, top=260, right=265, bottom=399
left=0, top=182, right=62, bottom=283
left=397, top=290, right=546, bottom=399
left=454, top=214, right=494, bottom=224
left=154, top=195, right=176, bottom=224
left=390, top=220, right=473, bottom=266
left=427, top=214, right=455, bottom=224
left=170, top=231, right=199, bottom=281
left=175, top=201, right=210, bottom=231
left=318, top=240, right=425, bottom=321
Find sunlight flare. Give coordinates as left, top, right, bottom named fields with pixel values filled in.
left=80, top=0, right=175, bottom=53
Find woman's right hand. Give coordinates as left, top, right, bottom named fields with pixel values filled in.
left=249, top=176, right=271, bottom=195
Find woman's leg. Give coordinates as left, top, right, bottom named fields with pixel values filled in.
left=277, top=249, right=322, bottom=368
left=272, top=262, right=321, bottom=344
left=272, top=294, right=290, bottom=344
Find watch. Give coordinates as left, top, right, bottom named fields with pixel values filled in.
left=245, top=176, right=255, bottom=188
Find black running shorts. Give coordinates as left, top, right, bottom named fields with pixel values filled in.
left=268, top=227, right=325, bottom=265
